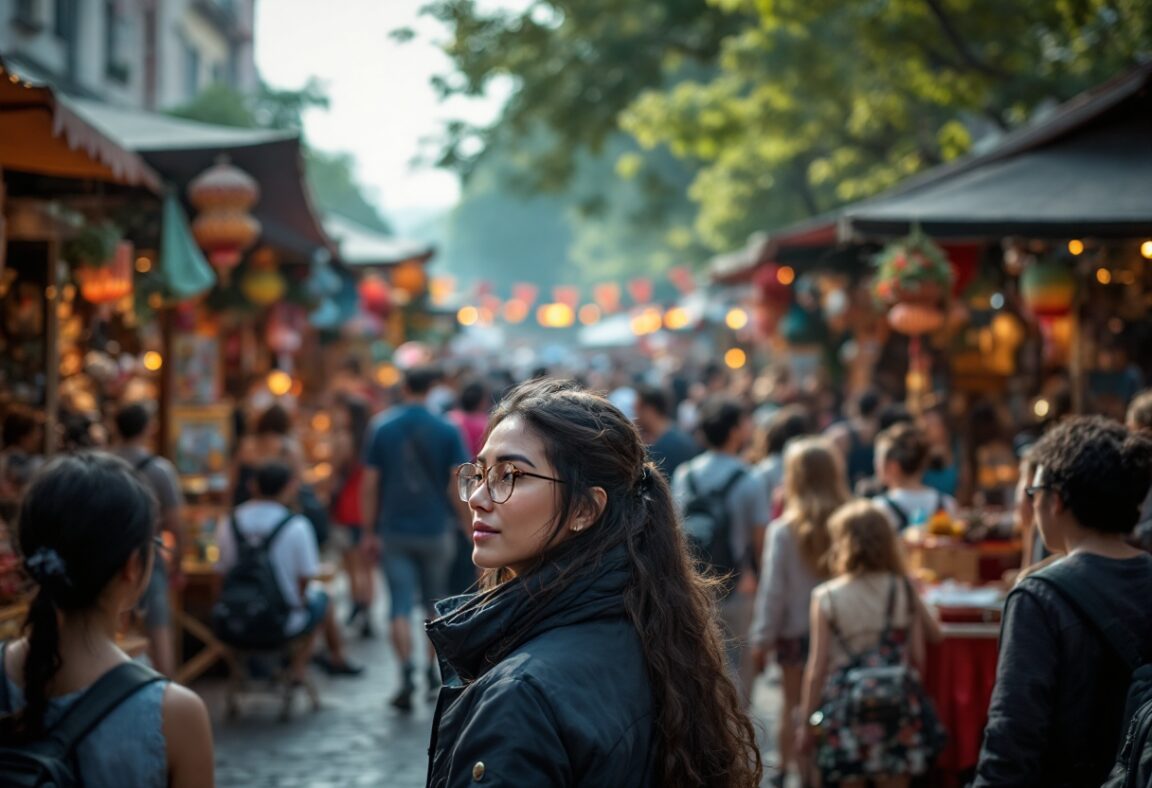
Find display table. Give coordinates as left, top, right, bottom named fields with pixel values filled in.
left=906, top=536, right=1022, bottom=584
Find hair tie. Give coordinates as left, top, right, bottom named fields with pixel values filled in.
left=635, top=465, right=654, bottom=498
left=25, top=547, right=70, bottom=587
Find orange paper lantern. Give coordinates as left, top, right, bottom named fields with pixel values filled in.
left=187, top=157, right=261, bottom=276
left=887, top=303, right=945, bottom=336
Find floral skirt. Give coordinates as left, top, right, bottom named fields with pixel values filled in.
left=813, top=660, right=947, bottom=781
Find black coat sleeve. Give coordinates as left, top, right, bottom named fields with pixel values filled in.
left=973, top=587, right=1062, bottom=787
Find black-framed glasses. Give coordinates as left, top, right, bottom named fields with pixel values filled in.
left=1025, top=483, right=1058, bottom=500
left=153, top=536, right=174, bottom=557
left=456, top=462, right=564, bottom=504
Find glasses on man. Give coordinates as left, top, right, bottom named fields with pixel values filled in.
left=456, top=462, right=564, bottom=504
left=1024, top=483, right=1058, bottom=500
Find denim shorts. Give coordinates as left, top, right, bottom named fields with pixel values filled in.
left=379, top=532, right=455, bottom=620
left=295, top=586, right=330, bottom=637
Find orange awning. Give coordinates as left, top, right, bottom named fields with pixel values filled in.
left=0, top=59, right=161, bottom=192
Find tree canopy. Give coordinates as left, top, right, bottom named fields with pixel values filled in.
left=426, top=0, right=1152, bottom=254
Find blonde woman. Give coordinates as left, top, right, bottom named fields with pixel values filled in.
left=749, top=437, right=849, bottom=786
left=798, top=500, right=945, bottom=788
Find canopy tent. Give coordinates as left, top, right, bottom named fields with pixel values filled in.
left=710, top=62, right=1152, bottom=283
left=843, top=64, right=1152, bottom=239
left=67, top=98, right=335, bottom=259
left=0, top=58, right=161, bottom=191
left=322, top=213, right=435, bottom=268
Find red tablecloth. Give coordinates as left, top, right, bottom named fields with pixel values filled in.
left=923, top=617, right=1001, bottom=780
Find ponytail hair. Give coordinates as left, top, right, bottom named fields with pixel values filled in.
left=8, top=452, right=155, bottom=740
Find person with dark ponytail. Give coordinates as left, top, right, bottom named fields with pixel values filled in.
left=426, top=379, right=762, bottom=787
left=0, top=452, right=213, bottom=787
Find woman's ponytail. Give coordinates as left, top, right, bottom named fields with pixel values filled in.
left=18, top=590, right=63, bottom=738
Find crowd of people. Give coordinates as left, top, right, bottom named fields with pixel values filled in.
left=1, top=356, right=1151, bottom=787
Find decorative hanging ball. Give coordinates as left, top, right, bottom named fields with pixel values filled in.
left=358, top=274, right=392, bottom=316
left=187, top=156, right=262, bottom=276
left=240, top=267, right=286, bottom=307
left=887, top=302, right=945, bottom=336
left=391, top=262, right=427, bottom=297
left=77, top=241, right=134, bottom=304
left=1020, top=259, right=1076, bottom=318
left=872, top=228, right=954, bottom=307
left=755, top=263, right=793, bottom=309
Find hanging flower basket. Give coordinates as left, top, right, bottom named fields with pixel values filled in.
left=872, top=227, right=954, bottom=308
left=62, top=222, right=122, bottom=270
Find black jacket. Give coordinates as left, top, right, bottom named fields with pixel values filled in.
left=425, top=547, right=655, bottom=788
left=974, top=552, right=1152, bottom=788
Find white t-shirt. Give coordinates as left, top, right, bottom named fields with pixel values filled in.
left=215, top=500, right=319, bottom=635
left=876, top=486, right=958, bottom=531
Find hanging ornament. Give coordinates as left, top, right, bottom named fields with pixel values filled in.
left=392, top=262, right=427, bottom=297
left=872, top=227, right=954, bottom=307
left=78, top=240, right=134, bottom=304
left=187, top=156, right=261, bottom=279
left=887, top=302, right=945, bottom=336
left=627, top=277, right=652, bottom=305
left=593, top=282, right=621, bottom=313
left=240, top=267, right=286, bottom=306
left=358, top=274, right=392, bottom=316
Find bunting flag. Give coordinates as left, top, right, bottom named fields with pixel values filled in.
left=593, top=282, right=621, bottom=313
left=553, top=285, right=581, bottom=309
left=668, top=265, right=696, bottom=294
left=627, top=277, right=652, bottom=305
left=160, top=194, right=216, bottom=299
left=512, top=282, right=539, bottom=306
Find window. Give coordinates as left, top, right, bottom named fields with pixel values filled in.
left=184, top=43, right=201, bottom=99
left=103, top=1, right=130, bottom=82
left=54, top=0, right=72, bottom=39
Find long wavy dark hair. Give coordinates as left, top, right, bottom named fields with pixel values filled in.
left=3, top=452, right=155, bottom=741
left=477, top=379, right=762, bottom=787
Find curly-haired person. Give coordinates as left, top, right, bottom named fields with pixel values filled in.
left=974, top=416, right=1152, bottom=788
left=1126, top=389, right=1152, bottom=551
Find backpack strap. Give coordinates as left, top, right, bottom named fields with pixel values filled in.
left=824, top=591, right=858, bottom=661
left=1029, top=563, right=1144, bottom=672
left=133, top=454, right=155, bottom=473
left=262, top=511, right=298, bottom=550
left=39, top=661, right=164, bottom=758
left=881, top=494, right=910, bottom=530
left=717, top=467, right=747, bottom=498
left=0, top=641, right=10, bottom=714
left=231, top=508, right=296, bottom=552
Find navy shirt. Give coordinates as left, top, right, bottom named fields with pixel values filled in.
left=363, top=403, right=468, bottom=538
left=647, top=428, right=701, bottom=480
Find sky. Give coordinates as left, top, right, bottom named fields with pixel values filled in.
left=254, top=0, right=513, bottom=233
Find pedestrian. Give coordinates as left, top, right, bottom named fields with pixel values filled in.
left=1126, top=389, right=1152, bottom=551
left=427, top=379, right=762, bottom=787
left=798, top=499, right=945, bottom=788
left=872, top=422, right=958, bottom=531
left=111, top=402, right=185, bottom=677
left=750, top=404, right=813, bottom=527
left=0, top=406, right=42, bottom=523
left=231, top=402, right=305, bottom=507
left=0, top=452, right=213, bottom=786
left=329, top=394, right=376, bottom=638
left=974, top=416, right=1152, bottom=787
left=360, top=366, right=469, bottom=711
left=633, top=384, right=701, bottom=480
left=824, top=389, right=882, bottom=489
left=672, top=396, right=770, bottom=704
left=445, top=377, right=492, bottom=595
left=749, top=437, right=849, bottom=787
left=919, top=400, right=962, bottom=498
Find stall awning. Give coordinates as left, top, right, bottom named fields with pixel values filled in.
left=323, top=213, right=435, bottom=268
left=844, top=66, right=1152, bottom=239
left=0, top=58, right=161, bottom=191
left=710, top=216, right=842, bottom=284
left=66, top=98, right=335, bottom=258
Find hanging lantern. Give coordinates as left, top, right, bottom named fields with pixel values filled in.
left=392, top=262, right=426, bottom=296
left=872, top=228, right=954, bottom=307
left=1020, top=259, right=1076, bottom=318
left=887, top=302, right=945, bottom=336
left=240, top=267, right=286, bottom=306
left=187, top=156, right=261, bottom=278
left=627, top=277, right=653, bottom=305
left=755, top=264, right=793, bottom=309
left=593, top=282, right=621, bottom=313
left=358, top=274, right=392, bottom=316
left=78, top=241, right=134, bottom=304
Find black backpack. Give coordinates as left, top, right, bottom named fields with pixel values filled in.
left=681, top=467, right=746, bottom=593
left=0, top=644, right=164, bottom=787
left=210, top=510, right=296, bottom=649
left=1030, top=566, right=1152, bottom=788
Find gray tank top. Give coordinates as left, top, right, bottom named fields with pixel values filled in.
left=2, top=657, right=168, bottom=787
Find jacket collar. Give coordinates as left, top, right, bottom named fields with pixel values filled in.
left=427, top=544, right=632, bottom=684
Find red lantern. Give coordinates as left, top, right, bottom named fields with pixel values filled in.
left=1020, top=259, right=1076, bottom=318
left=627, top=277, right=652, bottom=305
left=593, top=283, right=621, bottom=313
left=358, top=275, right=392, bottom=316
left=755, top=264, right=793, bottom=309
left=553, top=285, right=581, bottom=309
left=188, top=157, right=261, bottom=278
left=887, top=303, right=945, bottom=336
left=512, top=283, right=539, bottom=306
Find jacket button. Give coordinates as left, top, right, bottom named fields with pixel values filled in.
left=472, top=761, right=485, bottom=781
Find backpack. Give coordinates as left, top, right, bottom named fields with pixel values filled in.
left=1030, top=565, right=1152, bottom=788
left=681, top=467, right=746, bottom=593
left=877, top=489, right=944, bottom=531
left=0, top=643, right=164, bottom=787
left=210, top=510, right=297, bottom=649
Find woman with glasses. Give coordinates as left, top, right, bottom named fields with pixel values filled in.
left=427, top=379, right=762, bottom=787
left=975, top=416, right=1152, bottom=787
left=0, top=452, right=214, bottom=786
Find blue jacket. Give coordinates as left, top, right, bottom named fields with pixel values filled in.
left=425, top=547, right=655, bottom=787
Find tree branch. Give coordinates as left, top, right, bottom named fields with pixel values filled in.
left=922, top=0, right=1012, bottom=79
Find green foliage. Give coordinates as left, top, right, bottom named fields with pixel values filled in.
left=62, top=221, right=121, bottom=268
left=429, top=0, right=1152, bottom=253
left=872, top=228, right=954, bottom=306
left=166, top=82, right=390, bottom=233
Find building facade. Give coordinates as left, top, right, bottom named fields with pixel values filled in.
left=0, top=0, right=257, bottom=109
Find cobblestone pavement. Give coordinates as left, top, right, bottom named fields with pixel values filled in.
left=203, top=586, right=784, bottom=787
